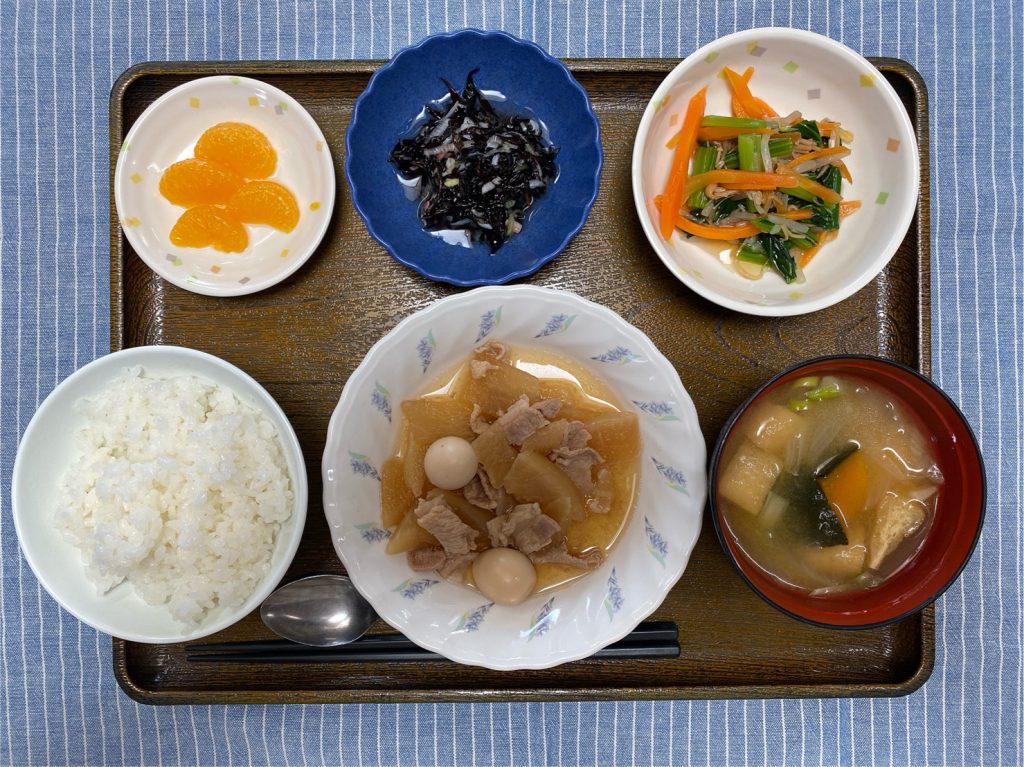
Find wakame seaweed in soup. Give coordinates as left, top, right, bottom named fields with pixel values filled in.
left=389, top=71, right=559, bottom=252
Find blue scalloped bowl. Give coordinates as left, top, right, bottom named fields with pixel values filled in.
left=345, top=29, right=602, bottom=286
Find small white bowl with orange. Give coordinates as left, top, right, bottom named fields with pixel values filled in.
left=114, top=75, right=335, bottom=297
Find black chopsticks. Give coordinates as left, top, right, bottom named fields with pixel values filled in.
left=185, top=621, right=678, bottom=664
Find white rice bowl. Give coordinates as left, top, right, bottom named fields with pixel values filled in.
left=12, top=346, right=308, bottom=643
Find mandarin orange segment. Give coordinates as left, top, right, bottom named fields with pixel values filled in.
left=159, top=159, right=244, bottom=208
left=194, top=122, right=277, bottom=179
left=169, top=205, right=249, bottom=253
left=227, top=180, right=300, bottom=233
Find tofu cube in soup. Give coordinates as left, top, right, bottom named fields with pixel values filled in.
left=719, top=441, right=782, bottom=515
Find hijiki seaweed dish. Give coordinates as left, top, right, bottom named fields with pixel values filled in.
left=389, top=70, right=559, bottom=252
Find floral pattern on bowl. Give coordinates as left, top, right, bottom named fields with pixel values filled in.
left=322, top=285, right=706, bottom=670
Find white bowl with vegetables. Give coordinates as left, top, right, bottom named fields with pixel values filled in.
left=322, top=285, right=706, bottom=670
left=632, top=27, right=918, bottom=316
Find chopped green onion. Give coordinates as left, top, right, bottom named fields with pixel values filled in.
left=788, top=398, right=813, bottom=413
left=806, top=384, right=841, bottom=402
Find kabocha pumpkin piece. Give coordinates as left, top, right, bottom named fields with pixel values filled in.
left=817, top=448, right=870, bottom=531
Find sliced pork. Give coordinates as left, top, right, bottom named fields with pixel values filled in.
left=406, top=546, right=446, bottom=571
left=496, top=395, right=563, bottom=445
left=550, top=445, right=604, bottom=492
left=413, top=495, right=478, bottom=555
left=486, top=503, right=561, bottom=553
left=528, top=540, right=604, bottom=570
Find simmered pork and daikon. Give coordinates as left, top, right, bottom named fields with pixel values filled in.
left=380, top=341, right=641, bottom=605
left=717, top=374, right=943, bottom=593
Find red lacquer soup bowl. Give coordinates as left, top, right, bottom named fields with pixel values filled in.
left=709, top=355, right=986, bottom=629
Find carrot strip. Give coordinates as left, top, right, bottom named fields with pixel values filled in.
left=674, top=217, right=761, bottom=240
left=753, top=97, right=778, bottom=118
left=723, top=67, right=775, bottom=119
left=776, top=209, right=814, bottom=220
left=720, top=183, right=783, bottom=191
left=799, top=230, right=835, bottom=268
left=838, top=160, right=853, bottom=183
left=671, top=208, right=814, bottom=241
left=795, top=175, right=843, bottom=204
left=723, top=67, right=764, bottom=118
left=658, top=87, right=708, bottom=239
left=655, top=194, right=814, bottom=223
left=681, top=170, right=803, bottom=201
left=775, top=146, right=851, bottom=174
left=731, top=68, right=755, bottom=118
left=839, top=200, right=862, bottom=218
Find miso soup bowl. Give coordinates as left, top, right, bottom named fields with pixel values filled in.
left=709, top=355, right=985, bottom=629
left=322, top=285, right=707, bottom=669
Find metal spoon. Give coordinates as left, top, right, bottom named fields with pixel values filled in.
left=259, top=574, right=377, bottom=647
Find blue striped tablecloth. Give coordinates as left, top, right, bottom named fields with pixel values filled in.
left=1, top=1, right=1019, bottom=764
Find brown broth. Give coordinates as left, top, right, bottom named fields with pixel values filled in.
left=719, top=375, right=942, bottom=593
left=386, top=344, right=641, bottom=595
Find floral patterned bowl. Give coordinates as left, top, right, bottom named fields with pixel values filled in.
left=322, top=285, right=706, bottom=669
left=632, top=28, right=918, bottom=316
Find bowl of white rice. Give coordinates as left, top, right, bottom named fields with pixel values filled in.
left=12, top=345, right=307, bottom=643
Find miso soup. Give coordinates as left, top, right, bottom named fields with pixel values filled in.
left=717, top=374, right=943, bottom=593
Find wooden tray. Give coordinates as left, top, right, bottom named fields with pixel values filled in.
left=108, top=57, right=931, bottom=704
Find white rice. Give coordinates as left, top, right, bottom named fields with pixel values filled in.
left=54, top=366, right=293, bottom=626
